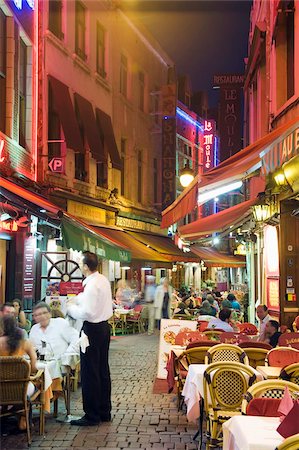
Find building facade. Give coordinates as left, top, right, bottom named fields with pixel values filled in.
left=244, top=0, right=299, bottom=326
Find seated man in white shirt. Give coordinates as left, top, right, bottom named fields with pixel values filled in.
left=256, top=305, right=272, bottom=342
left=207, top=308, right=234, bottom=332
left=29, top=302, right=79, bottom=359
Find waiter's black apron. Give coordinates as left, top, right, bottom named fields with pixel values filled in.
left=80, top=320, right=111, bottom=422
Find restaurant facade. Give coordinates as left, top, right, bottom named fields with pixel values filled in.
left=161, top=0, right=299, bottom=327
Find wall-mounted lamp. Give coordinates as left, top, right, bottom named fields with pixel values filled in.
left=180, top=161, right=194, bottom=188
left=252, top=192, right=271, bottom=222
left=274, top=169, right=287, bottom=187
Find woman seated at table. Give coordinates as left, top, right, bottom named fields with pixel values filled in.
left=173, top=296, right=192, bottom=316
left=0, top=316, right=37, bottom=371
left=115, top=280, right=133, bottom=309
left=198, top=299, right=217, bottom=317
left=12, top=298, right=27, bottom=329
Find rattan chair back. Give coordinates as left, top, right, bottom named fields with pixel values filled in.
left=241, top=379, right=299, bottom=414
left=266, top=346, right=299, bottom=367
left=0, top=356, right=30, bottom=406
left=184, top=346, right=211, bottom=365
left=242, top=347, right=269, bottom=368
left=280, top=362, right=299, bottom=385
left=203, top=330, right=223, bottom=342
left=275, top=433, right=299, bottom=450
left=205, top=343, right=249, bottom=365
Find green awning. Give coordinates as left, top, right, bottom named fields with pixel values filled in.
left=61, top=218, right=131, bottom=262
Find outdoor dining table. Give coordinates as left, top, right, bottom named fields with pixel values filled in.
left=182, top=364, right=263, bottom=423
left=222, top=415, right=284, bottom=450
left=256, top=365, right=282, bottom=379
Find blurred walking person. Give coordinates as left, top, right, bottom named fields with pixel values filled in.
left=154, top=278, right=173, bottom=325
left=144, top=275, right=156, bottom=335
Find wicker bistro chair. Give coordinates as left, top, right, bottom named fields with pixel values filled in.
left=203, top=330, right=223, bottom=342
left=266, top=347, right=299, bottom=367
left=175, top=345, right=214, bottom=410
left=276, top=434, right=299, bottom=450
left=205, top=343, right=249, bottom=365
left=203, top=361, right=257, bottom=449
left=280, top=362, right=299, bottom=385
left=0, top=356, right=45, bottom=445
left=241, top=379, right=299, bottom=415
left=241, top=347, right=269, bottom=369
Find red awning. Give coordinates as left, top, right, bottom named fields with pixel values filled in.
left=191, top=246, right=246, bottom=268
left=0, top=177, right=62, bottom=216
left=161, top=116, right=299, bottom=228
left=179, top=198, right=257, bottom=240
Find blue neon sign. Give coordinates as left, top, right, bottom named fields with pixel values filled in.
left=13, top=0, right=34, bottom=10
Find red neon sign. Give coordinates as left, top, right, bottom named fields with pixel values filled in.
left=0, top=220, right=19, bottom=232
left=203, top=120, right=216, bottom=172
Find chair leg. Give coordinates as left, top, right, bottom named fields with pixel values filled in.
left=40, top=405, right=45, bottom=435
left=25, top=404, right=32, bottom=446
left=53, top=398, right=58, bottom=418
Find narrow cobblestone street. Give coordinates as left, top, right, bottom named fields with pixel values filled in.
left=1, top=334, right=198, bottom=450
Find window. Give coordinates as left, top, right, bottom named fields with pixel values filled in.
left=96, top=161, right=107, bottom=188
left=96, top=22, right=106, bottom=77
left=275, top=3, right=295, bottom=108
left=120, top=54, right=127, bottom=97
left=286, top=6, right=294, bottom=99
left=75, top=1, right=86, bottom=60
left=49, top=0, right=63, bottom=39
left=48, top=82, right=61, bottom=161
left=19, top=40, right=27, bottom=148
left=153, top=158, right=158, bottom=205
left=75, top=100, right=87, bottom=181
left=138, top=71, right=145, bottom=111
left=137, top=150, right=142, bottom=203
left=120, top=138, right=126, bottom=196
left=0, top=10, right=6, bottom=132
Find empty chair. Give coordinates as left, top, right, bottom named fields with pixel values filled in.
left=205, top=343, right=249, bottom=365
left=280, top=362, right=299, bottom=385
left=203, top=330, right=223, bottom=342
left=278, top=332, right=299, bottom=348
left=186, top=340, right=216, bottom=350
left=241, top=379, right=299, bottom=416
left=239, top=341, right=272, bottom=369
left=266, top=347, right=299, bottom=367
left=275, top=433, right=299, bottom=450
left=203, top=361, right=257, bottom=448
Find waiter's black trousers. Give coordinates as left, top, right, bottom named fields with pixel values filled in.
left=80, top=320, right=111, bottom=422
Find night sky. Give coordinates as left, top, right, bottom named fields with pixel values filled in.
left=122, top=0, right=252, bottom=107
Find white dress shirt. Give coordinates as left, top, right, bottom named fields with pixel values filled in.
left=67, top=272, right=113, bottom=323
left=207, top=317, right=234, bottom=332
left=258, top=314, right=272, bottom=341
left=29, top=317, right=79, bottom=358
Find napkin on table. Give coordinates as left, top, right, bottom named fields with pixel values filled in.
left=278, top=387, right=294, bottom=422
left=276, top=401, right=299, bottom=438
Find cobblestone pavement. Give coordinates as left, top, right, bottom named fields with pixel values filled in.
left=1, top=333, right=199, bottom=450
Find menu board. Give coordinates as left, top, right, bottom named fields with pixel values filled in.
left=157, top=319, right=197, bottom=379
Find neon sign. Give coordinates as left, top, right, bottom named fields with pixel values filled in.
left=13, top=0, right=34, bottom=10
left=203, top=119, right=216, bottom=171
left=0, top=220, right=18, bottom=232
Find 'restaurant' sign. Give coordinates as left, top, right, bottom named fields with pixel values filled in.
left=214, top=74, right=243, bottom=162
left=261, top=124, right=299, bottom=175
left=203, top=119, right=216, bottom=171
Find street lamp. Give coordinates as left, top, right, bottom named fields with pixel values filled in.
left=180, top=161, right=194, bottom=188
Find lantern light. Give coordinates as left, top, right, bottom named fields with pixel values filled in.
left=180, top=161, right=194, bottom=188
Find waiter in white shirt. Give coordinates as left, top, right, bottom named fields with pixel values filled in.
left=67, top=252, right=113, bottom=426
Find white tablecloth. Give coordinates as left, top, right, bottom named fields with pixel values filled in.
left=182, top=364, right=263, bottom=422
left=222, top=416, right=284, bottom=450
left=36, top=353, right=80, bottom=382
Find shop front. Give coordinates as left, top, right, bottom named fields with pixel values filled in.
left=0, top=177, right=131, bottom=311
